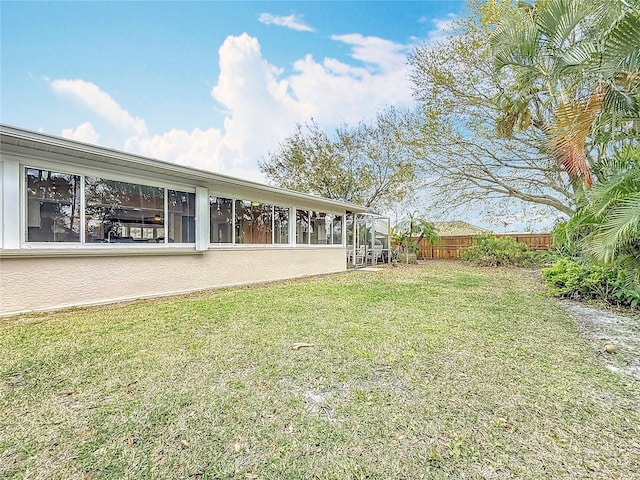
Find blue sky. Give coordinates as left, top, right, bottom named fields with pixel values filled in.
left=2, top=1, right=464, bottom=176
left=3, top=1, right=559, bottom=231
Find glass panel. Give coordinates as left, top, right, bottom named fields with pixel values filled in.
left=375, top=218, right=390, bottom=250
left=26, top=168, right=81, bottom=242
left=296, top=209, right=309, bottom=245
left=235, top=200, right=273, bottom=244
left=274, top=206, right=289, bottom=244
left=85, top=177, right=164, bottom=243
left=345, top=212, right=354, bottom=247
left=332, top=215, right=343, bottom=245
left=310, top=211, right=330, bottom=245
left=210, top=195, right=233, bottom=243
left=168, top=190, right=195, bottom=243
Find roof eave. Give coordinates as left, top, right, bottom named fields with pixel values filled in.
left=0, top=124, right=367, bottom=213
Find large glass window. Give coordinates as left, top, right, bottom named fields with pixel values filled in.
left=23, top=166, right=345, bottom=249
left=345, top=213, right=354, bottom=247
left=26, top=168, right=81, bottom=242
left=235, top=200, right=273, bottom=244
left=210, top=196, right=233, bottom=243
left=332, top=215, right=343, bottom=245
left=85, top=177, right=165, bottom=243
left=296, top=209, right=309, bottom=245
left=310, top=211, right=330, bottom=245
left=168, top=190, right=195, bottom=243
left=274, top=206, right=289, bottom=244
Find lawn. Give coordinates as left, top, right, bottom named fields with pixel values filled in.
left=1, top=262, right=639, bottom=479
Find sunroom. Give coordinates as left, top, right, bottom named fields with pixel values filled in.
left=0, top=125, right=367, bottom=316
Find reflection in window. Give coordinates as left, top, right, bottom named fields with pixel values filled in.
left=85, top=177, right=164, bottom=243
left=310, top=211, right=330, bottom=245
left=168, top=190, right=195, bottom=243
left=332, top=215, right=343, bottom=245
left=23, top=166, right=346, bottom=249
left=26, top=168, right=81, bottom=242
left=235, top=200, right=273, bottom=244
left=345, top=213, right=354, bottom=246
left=296, top=209, right=309, bottom=245
left=274, top=206, right=289, bottom=244
left=375, top=218, right=390, bottom=251
left=210, top=196, right=233, bottom=243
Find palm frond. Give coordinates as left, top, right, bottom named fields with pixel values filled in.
left=559, top=42, right=599, bottom=67
left=597, top=10, right=640, bottom=75
left=591, top=144, right=639, bottom=177
left=535, top=0, right=598, bottom=50
left=586, top=192, right=640, bottom=262
left=586, top=158, right=640, bottom=215
left=550, top=85, right=607, bottom=186
left=602, top=83, right=640, bottom=115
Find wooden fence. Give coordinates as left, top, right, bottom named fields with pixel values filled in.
left=396, top=233, right=552, bottom=260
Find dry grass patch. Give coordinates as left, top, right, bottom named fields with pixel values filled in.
left=1, top=262, right=639, bottom=479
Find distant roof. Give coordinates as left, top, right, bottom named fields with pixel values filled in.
left=433, top=221, right=489, bottom=236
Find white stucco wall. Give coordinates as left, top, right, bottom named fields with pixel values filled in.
left=0, top=247, right=346, bottom=316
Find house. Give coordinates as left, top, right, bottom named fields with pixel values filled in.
left=0, top=125, right=368, bottom=316
left=432, top=221, right=489, bottom=236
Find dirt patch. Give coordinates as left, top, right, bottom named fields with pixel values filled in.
left=559, top=300, right=640, bottom=381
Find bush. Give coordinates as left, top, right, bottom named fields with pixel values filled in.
left=462, top=234, right=545, bottom=267
left=542, top=258, right=640, bottom=308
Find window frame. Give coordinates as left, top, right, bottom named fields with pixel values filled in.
left=209, top=195, right=235, bottom=244
left=21, top=162, right=196, bottom=248
left=273, top=205, right=290, bottom=245
left=15, top=159, right=348, bottom=251
left=295, top=209, right=345, bottom=247
left=234, top=199, right=274, bottom=246
left=24, top=166, right=82, bottom=245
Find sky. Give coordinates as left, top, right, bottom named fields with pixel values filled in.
left=1, top=1, right=558, bottom=231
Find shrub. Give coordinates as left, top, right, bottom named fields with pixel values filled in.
left=462, top=234, right=545, bottom=267
left=542, top=258, right=640, bottom=308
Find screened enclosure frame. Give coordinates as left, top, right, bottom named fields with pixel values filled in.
left=346, top=213, right=390, bottom=268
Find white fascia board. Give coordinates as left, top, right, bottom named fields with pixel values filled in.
left=0, top=125, right=368, bottom=214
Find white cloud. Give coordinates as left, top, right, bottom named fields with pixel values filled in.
left=210, top=32, right=416, bottom=175
left=51, top=31, right=416, bottom=180
left=427, top=14, right=457, bottom=44
left=124, top=127, right=227, bottom=172
left=258, top=13, right=314, bottom=32
left=61, top=122, right=100, bottom=144
left=51, top=79, right=148, bottom=136
left=287, top=35, right=414, bottom=125
left=121, top=32, right=415, bottom=179
left=210, top=34, right=300, bottom=169
left=330, top=34, right=411, bottom=72
left=433, top=15, right=456, bottom=32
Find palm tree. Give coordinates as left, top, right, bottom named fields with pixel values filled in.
left=488, top=0, right=639, bottom=188
left=393, top=214, right=440, bottom=257
left=582, top=146, right=640, bottom=266
left=488, top=0, right=639, bottom=268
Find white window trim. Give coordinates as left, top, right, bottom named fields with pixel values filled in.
left=20, top=164, right=198, bottom=249
left=272, top=205, right=291, bottom=245
left=195, top=187, right=208, bottom=251
left=1, top=157, right=20, bottom=249
left=3, top=153, right=351, bottom=253
left=10, top=150, right=196, bottom=192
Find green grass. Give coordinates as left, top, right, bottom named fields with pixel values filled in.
left=1, top=262, right=639, bottom=479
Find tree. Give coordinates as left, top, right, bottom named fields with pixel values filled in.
left=488, top=0, right=639, bottom=266
left=407, top=1, right=576, bottom=219
left=488, top=0, right=639, bottom=188
left=585, top=152, right=640, bottom=267
left=393, top=214, right=440, bottom=254
left=560, top=146, right=640, bottom=268
left=259, top=108, right=417, bottom=211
